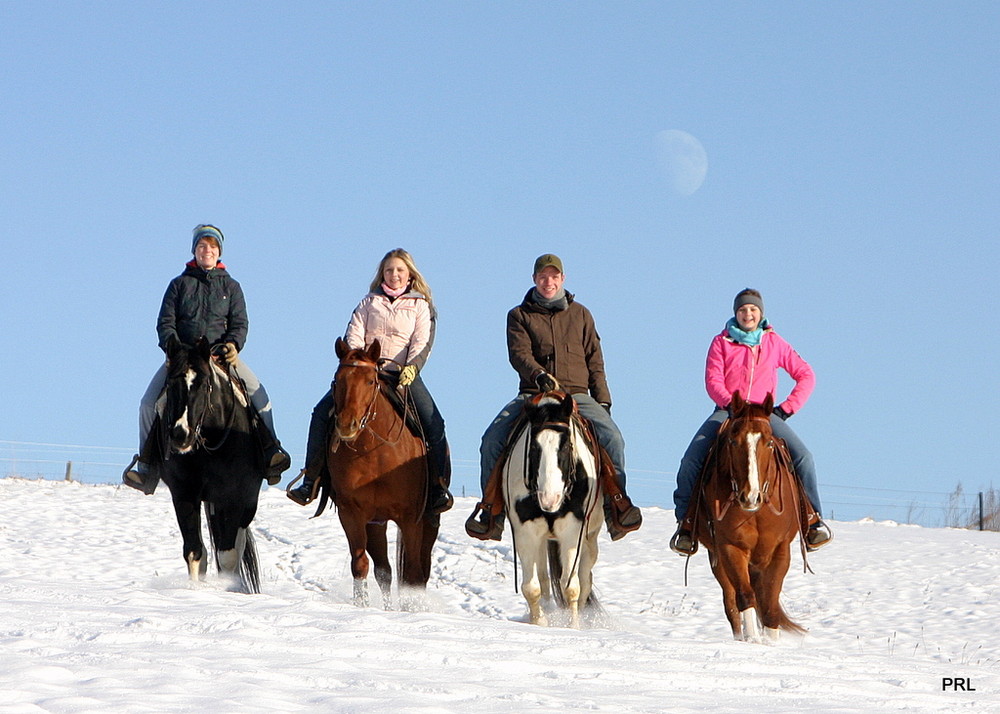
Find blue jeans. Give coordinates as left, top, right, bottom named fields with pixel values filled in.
left=672, top=408, right=822, bottom=522
left=478, top=393, right=626, bottom=492
left=304, top=375, right=448, bottom=483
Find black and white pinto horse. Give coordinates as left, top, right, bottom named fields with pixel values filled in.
left=503, top=391, right=603, bottom=628
left=157, top=338, right=264, bottom=593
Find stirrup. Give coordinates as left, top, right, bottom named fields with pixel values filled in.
left=285, top=469, right=319, bottom=506
left=426, top=485, right=454, bottom=516
left=266, top=446, right=291, bottom=485
left=669, top=528, right=698, bottom=556
left=122, top=454, right=158, bottom=495
left=805, top=520, right=833, bottom=552
left=464, top=503, right=503, bottom=541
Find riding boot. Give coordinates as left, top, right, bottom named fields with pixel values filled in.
left=465, top=456, right=505, bottom=541
left=596, top=447, right=641, bottom=541
left=465, top=504, right=505, bottom=541
left=806, top=520, right=833, bottom=551
left=669, top=524, right=698, bottom=556
left=246, top=404, right=291, bottom=485
left=257, top=427, right=291, bottom=485
left=425, top=444, right=454, bottom=516
left=122, top=454, right=158, bottom=495
left=286, top=468, right=321, bottom=506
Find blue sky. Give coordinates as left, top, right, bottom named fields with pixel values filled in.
left=2, top=2, right=996, bottom=523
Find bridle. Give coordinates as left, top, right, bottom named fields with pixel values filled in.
left=338, top=359, right=382, bottom=435
left=717, top=415, right=780, bottom=515
left=168, top=354, right=238, bottom=456
left=334, top=358, right=408, bottom=448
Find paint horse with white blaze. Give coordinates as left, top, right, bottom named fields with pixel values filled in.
left=157, top=337, right=265, bottom=593
left=504, top=391, right=603, bottom=628
left=694, top=391, right=807, bottom=642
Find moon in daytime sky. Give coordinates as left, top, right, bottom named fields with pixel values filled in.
left=654, top=129, right=708, bottom=195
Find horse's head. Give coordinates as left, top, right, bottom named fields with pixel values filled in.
left=163, top=338, right=218, bottom=454
left=332, top=337, right=382, bottom=442
left=718, top=391, right=777, bottom=513
left=524, top=391, right=578, bottom=513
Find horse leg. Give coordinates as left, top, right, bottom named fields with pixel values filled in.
left=755, top=542, right=796, bottom=641
left=366, top=523, right=392, bottom=609
left=729, top=545, right=763, bottom=643
left=518, top=536, right=549, bottom=626
left=169, top=492, right=206, bottom=582
left=418, top=514, right=441, bottom=587
left=554, top=537, right=585, bottom=629
left=575, top=530, right=601, bottom=622
left=337, top=509, right=371, bottom=606
left=394, top=518, right=427, bottom=611
left=712, top=545, right=760, bottom=641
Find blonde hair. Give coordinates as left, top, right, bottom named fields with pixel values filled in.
left=369, top=248, right=434, bottom=309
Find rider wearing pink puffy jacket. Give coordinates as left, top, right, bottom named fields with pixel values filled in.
left=669, top=288, right=832, bottom=556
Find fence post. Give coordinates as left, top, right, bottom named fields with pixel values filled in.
left=65, top=461, right=73, bottom=482
left=980, top=491, right=985, bottom=532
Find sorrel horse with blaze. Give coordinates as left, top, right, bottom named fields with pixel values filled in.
left=694, top=391, right=807, bottom=642
left=315, top=337, right=439, bottom=607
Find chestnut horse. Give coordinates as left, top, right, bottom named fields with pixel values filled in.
left=504, top=391, right=603, bottom=628
left=317, top=337, right=439, bottom=607
left=694, top=391, right=806, bottom=642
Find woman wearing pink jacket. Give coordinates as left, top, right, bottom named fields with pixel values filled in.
left=669, top=288, right=832, bottom=555
left=287, top=249, right=452, bottom=515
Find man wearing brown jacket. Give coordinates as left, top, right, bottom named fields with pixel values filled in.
left=466, top=253, right=641, bottom=540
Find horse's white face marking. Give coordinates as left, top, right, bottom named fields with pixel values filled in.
left=534, top=429, right=566, bottom=512
left=506, top=417, right=602, bottom=628
left=743, top=431, right=762, bottom=510
left=171, top=369, right=197, bottom=452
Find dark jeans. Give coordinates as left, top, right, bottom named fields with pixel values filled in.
left=672, top=407, right=822, bottom=522
left=304, top=374, right=449, bottom=485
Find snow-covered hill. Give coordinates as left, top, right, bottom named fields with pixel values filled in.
left=1, top=478, right=997, bottom=712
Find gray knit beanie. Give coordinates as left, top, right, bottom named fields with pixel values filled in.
left=192, top=224, right=224, bottom=255
left=733, top=288, right=764, bottom=316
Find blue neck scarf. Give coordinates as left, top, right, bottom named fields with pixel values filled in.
left=726, top=317, right=769, bottom=346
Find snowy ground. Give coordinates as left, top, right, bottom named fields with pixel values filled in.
left=0, top=478, right=997, bottom=713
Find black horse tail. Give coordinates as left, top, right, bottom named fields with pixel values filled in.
left=237, top=529, right=261, bottom=595
left=204, top=504, right=262, bottom=594
left=547, top=539, right=602, bottom=614
left=547, top=540, right=567, bottom=608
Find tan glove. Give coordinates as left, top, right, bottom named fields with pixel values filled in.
left=399, top=364, right=418, bottom=387
left=221, top=342, right=239, bottom=365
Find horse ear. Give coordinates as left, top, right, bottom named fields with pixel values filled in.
left=368, top=338, right=381, bottom=362
left=730, top=391, right=744, bottom=411
left=196, top=337, right=211, bottom=361
left=561, top=392, right=575, bottom=417
left=335, top=337, right=349, bottom=359
left=763, top=392, right=774, bottom=413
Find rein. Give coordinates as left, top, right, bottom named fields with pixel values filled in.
left=510, top=415, right=600, bottom=595
left=334, top=359, right=410, bottom=452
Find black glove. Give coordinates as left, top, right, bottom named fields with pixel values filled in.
left=773, top=406, right=791, bottom=421
left=534, top=372, right=558, bottom=392
left=599, top=402, right=612, bottom=415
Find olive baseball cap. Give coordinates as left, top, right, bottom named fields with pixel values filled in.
left=533, top=253, right=563, bottom=275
